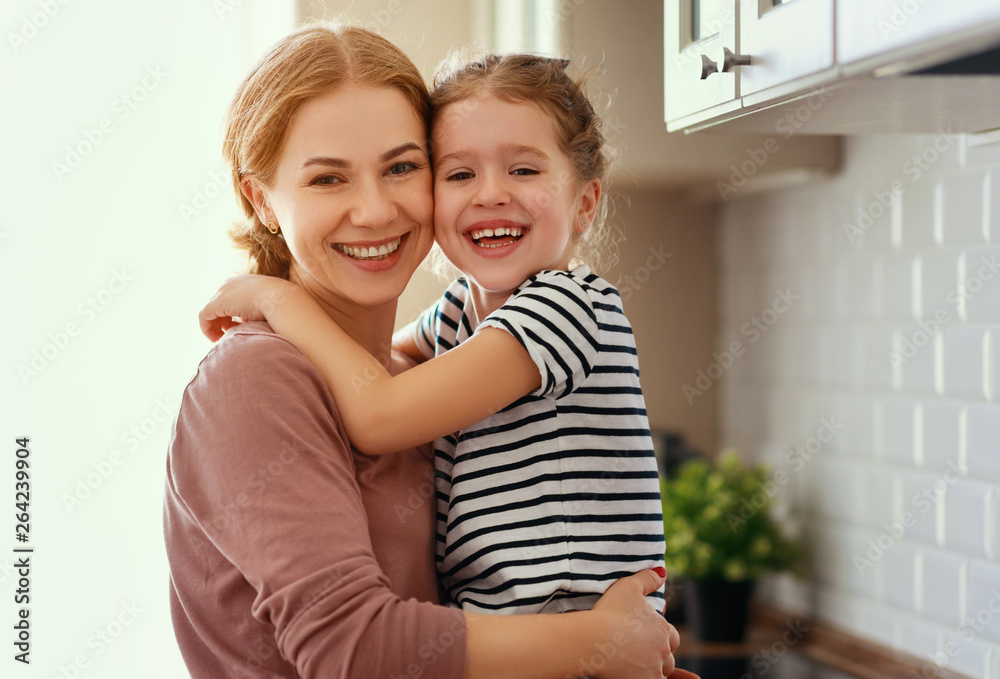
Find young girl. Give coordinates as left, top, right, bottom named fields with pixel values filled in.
left=200, top=52, right=666, bottom=617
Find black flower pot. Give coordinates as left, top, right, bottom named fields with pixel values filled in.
left=683, top=578, right=755, bottom=642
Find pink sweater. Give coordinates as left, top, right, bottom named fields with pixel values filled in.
left=164, top=322, right=467, bottom=678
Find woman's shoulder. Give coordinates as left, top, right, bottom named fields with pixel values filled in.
left=181, top=320, right=336, bottom=414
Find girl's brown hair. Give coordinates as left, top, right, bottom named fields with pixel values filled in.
left=430, top=50, right=617, bottom=272
left=222, top=23, right=431, bottom=278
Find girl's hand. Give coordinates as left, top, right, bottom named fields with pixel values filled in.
left=198, top=274, right=296, bottom=342
left=590, top=569, right=698, bottom=679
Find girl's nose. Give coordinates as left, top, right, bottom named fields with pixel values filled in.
left=473, top=171, right=510, bottom=208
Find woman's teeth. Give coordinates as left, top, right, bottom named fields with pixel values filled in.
left=469, top=225, right=524, bottom=247
left=334, top=237, right=401, bottom=260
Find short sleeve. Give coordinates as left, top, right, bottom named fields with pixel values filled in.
left=411, top=279, right=474, bottom=359
left=478, top=271, right=600, bottom=399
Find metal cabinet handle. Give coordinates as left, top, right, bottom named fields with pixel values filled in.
left=722, top=47, right=752, bottom=72
left=700, top=54, right=718, bottom=79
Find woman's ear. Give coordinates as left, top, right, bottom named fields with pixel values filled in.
left=575, top=178, right=602, bottom=234
left=240, top=176, right=274, bottom=225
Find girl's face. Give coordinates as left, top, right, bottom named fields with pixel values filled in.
left=247, top=84, right=434, bottom=312
left=431, top=93, right=598, bottom=300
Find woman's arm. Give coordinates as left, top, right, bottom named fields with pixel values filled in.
left=465, top=569, right=688, bottom=679
left=199, top=275, right=540, bottom=455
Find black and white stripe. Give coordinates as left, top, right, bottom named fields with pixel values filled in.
left=415, top=266, right=665, bottom=614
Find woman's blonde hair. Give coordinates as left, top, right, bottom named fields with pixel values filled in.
left=429, top=50, right=618, bottom=274
left=222, top=23, right=431, bottom=278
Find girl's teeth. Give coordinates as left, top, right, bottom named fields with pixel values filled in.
left=470, top=226, right=523, bottom=241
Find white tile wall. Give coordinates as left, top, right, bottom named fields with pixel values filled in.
left=719, top=134, right=1000, bottom=678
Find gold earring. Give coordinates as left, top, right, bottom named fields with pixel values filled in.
left=266, top=221, right=279, bottom=235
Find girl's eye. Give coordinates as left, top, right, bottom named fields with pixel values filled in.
left=511, top=167, right=540, bottom=176
left=446, top=171, right=475, bottom=182
left=388, top=162, right=417, bottom=175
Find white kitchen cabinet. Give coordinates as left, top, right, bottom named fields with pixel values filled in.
left=739, top=0, right=835, bottom=100
left=838, top=0, right=1000, bottom=73
left=663, top=0, right=741, bottom=123
left=665, top=0, right=835, bottom=128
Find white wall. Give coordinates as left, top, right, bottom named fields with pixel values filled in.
left=719, top=133, right=1000, bottom=679
left=3, top=1, right=295, bottom=676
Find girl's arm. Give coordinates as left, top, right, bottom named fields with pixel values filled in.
left=391, top=319, right=429, bottom=364
left=199, top=275, right=540, bottom=455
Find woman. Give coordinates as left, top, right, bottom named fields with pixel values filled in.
left=164, top=23, right=686, bottom=679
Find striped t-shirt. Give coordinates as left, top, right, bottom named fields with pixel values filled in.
left=413, top=265, right=666, bottom=615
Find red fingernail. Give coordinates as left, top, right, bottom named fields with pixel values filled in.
left=653, top=566, right=667, bottom=578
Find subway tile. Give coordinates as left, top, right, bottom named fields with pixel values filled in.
left=893, top=324, right=941, bottom=395
left=968, top=561, right=1000, bottom=644
left=900, top=470, right=946, bottom=546
left=922, top=402, right=964, bottom=473
left=920, top=550, right=966, bottom=627
left=843, top=258, right=877, bottom=321
left=946, top=481, right=992, bottom=559
left=988, top=329, right=999, bottom=402
left=941, top=171, right=989, bottom=247
left=816, top=585, right=859, bottom=631
left=843, top=529, right=883, bottom=599
left=943, top=325, right=990, bottom=401
left=863, top=466, right=899, bottom=530
left=843, top=396, right=877, bottom=459
left=881, top=399, right=918, bottom=467
left=921, top=251, right=962, bottom=321
left=882, top=255, right=917, bottom=321
left=901, top=181, right=939, bottom=250
left=969, top=405, right=1000, bottom=483
left=898, top=615, right=945, bottom=664
left=882, top=541, right=919, bottom=612
left=962, top=247, right=1000, bottom=323
left=811, top=458, right=859, bottom=523
left=941, top=632, right=993, bottom=679
left=855, top=600, right=899, bottom=648
left=864, top=326, right=896, bottom=391
left=988, top=169, right=1000, bottom=243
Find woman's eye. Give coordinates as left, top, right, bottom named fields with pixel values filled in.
left=446, top=171, right=474, bottom=182
left=511, top=167, right=540, bottom=176
left=310, top=175, right=342, bottom=186
left=388, top=162, right=417, bottom=175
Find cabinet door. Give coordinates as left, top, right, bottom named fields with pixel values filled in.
left=839, top=0, right=1000, bottom=68
left=664, top=0, right=739, bottom=122
left=739, top=0, right=835, bottom=98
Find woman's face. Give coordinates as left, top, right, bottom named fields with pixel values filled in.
left=256, top=84, right=434, bottom=310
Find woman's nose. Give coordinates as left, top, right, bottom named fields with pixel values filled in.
left=349, top=180, right=398, bottom=228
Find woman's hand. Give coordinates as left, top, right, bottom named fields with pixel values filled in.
left=589, top=569, right=698, bottom=679
left=198, top=274, right=297, bottom=342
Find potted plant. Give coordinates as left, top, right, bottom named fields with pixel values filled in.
left=660, top=450, right=803, bottom=642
